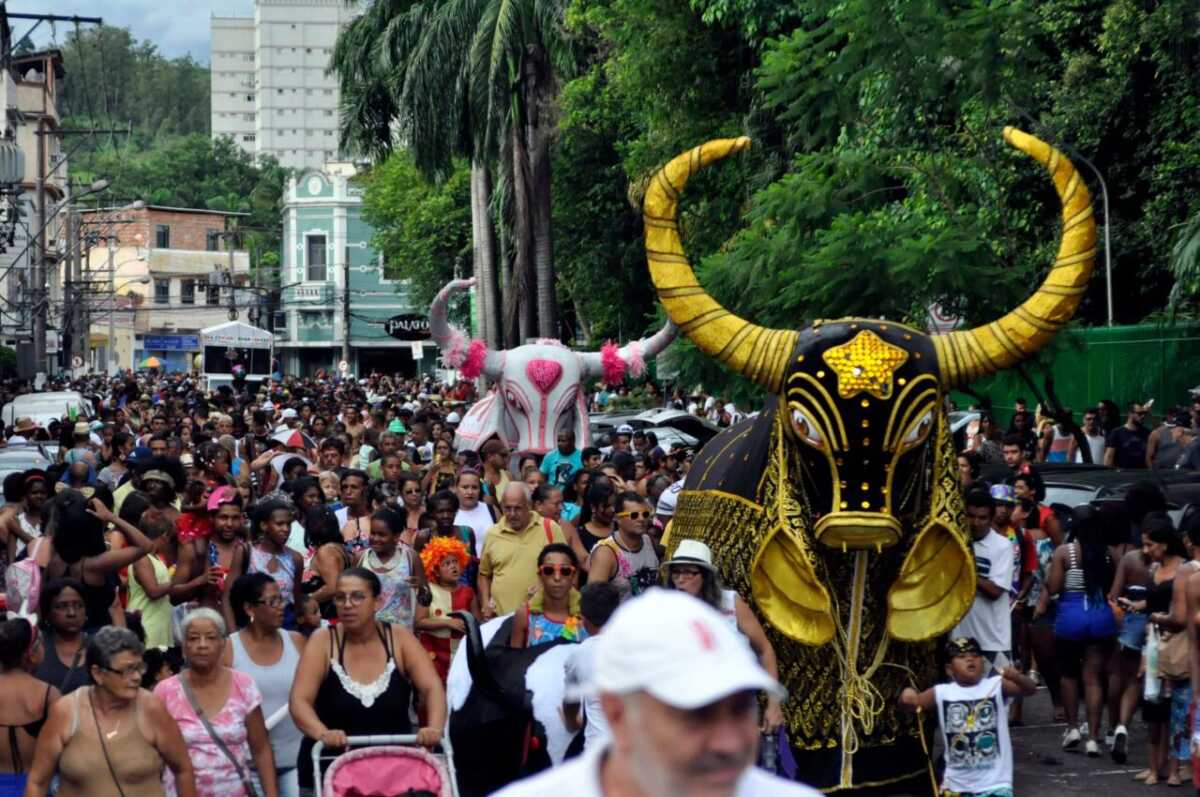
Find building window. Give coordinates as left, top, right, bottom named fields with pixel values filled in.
left=246, top=94, right=254, bottom=102
left=206, top=230, right=221, bottom=251
left=154, top=224, right=170, bottom=248
left=306, top=235, right=327, bottom=281
left=206, top=280, right=221, bottom=305
left=181, top=279, right=195, bottom=305
left=242, top=134, right=256, bottom=142
left=154, top=279, right=170, bottom=304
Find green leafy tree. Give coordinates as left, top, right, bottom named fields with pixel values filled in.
left=58, top=25, right=211, bottom=147
left=555, top=0, right=762, bottom=345
left=331, top=0, right=574, bottom=344
left=72, top=135, right=289, bottom=282
left=358, top=153, right=473, bottom=311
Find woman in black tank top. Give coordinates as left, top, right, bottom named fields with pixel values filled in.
left=578, top=481, right=615, bottom=553
left=291, top=567, right=447, bottom=793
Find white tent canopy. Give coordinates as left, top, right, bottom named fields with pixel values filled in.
left=200, top=321, right=273, bottom=348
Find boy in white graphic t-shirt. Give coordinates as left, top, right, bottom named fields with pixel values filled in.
left=899, top=636, right=1036, bottom=797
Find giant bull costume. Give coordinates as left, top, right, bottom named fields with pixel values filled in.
left=646, top=128, right=1095, bottom=792
left=429, top=278, right=676, bottom=455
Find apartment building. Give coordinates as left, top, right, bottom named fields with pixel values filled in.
left=211, top=0, right=360, bottom=171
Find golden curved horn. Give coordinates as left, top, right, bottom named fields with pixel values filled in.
left=643, top=138, right=798, bottom=393
left=934, top=127, right=1097, bottom=388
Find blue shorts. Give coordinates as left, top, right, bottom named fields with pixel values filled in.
left=1118, top=610, right=1148, bottom=652
left=1054, top=592, right=1117, bottom=642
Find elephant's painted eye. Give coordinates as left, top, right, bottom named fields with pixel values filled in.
left=902, top=409, right=934, bottom=449
left=790, top=407, right=824, bottom=449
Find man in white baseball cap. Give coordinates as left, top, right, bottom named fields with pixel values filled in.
left=494, top=588, right=819, bottom=797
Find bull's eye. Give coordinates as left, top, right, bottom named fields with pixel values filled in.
left=790, top=407, right=824, bottom=449
left=901, top=409, right=934, bottom=449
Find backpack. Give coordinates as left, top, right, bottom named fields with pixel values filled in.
left=5, top=537, right=45, bottom=617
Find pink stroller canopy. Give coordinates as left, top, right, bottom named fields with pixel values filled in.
left=324, top=745, right=452, bottom=797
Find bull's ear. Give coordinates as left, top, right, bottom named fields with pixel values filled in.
left=886, top=411, right=976, bottom=640
left=750, top=525, right=834, bottom=646
left=886, top=519, right=975, bottom=641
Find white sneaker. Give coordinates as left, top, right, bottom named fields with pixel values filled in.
left=1104, top=731, right=1115, bottom=747
left=1062, top=727, right=1082, bottom=751
left=1111, top=725, right=1128, bottom=764
left=1080, top=721, right=1089, bottom=738
left=1086, top=739, right=1101, bottom=757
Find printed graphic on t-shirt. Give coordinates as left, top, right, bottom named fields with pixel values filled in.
left=943, top=694, right=1001, bottom=770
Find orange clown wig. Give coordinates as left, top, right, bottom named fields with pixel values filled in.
left=420, top=536, right=471, bottom=582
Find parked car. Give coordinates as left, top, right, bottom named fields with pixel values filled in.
left=1, top=391, right=94, bottom=430
left=589, top=408, right=721, bottom=448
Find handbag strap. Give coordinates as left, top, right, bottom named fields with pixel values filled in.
left=180, top=672, right=259, bottom=797
left=89, top=688, right=129, bottom=797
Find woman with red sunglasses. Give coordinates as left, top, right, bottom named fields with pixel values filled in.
left=510, top=543, right=586, bottom=648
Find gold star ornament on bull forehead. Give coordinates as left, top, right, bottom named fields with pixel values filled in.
left=821, top=330, right=909, bottom=399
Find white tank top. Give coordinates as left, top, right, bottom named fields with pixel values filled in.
left=230, top=629, right=304, bottom=769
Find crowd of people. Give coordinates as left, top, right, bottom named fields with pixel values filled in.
left=3, top=367, right=1200, bottom=796
left=953, top=396, right=1200, bottom=791
left=0, top=370, right=807, bottom=797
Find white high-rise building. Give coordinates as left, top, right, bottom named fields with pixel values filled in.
left=211, top=0, right=360, bottom=172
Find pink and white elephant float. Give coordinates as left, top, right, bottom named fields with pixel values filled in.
left=429, top=278, right=676, bottom=455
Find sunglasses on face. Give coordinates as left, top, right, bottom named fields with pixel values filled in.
left=254, top=597, right=286, bottom=608
left=671, top=566, right=703, bottom=578
left=616, top=510, right=650, bottom=520
left=539, top=564, right=576, bottom=578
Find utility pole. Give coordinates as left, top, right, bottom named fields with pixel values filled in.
left=341, top=252, right=351, bottom=370
left=106, top=237, right=116, bottom=376
left=64, top=209, right=77, bottom=371
left=32, top=121, right=46, bottom=378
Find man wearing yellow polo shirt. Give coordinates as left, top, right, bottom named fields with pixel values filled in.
left=479, top=482, right=565, bottom=619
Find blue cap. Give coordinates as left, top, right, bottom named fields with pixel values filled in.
left=127, top=446, right=153, bottom=465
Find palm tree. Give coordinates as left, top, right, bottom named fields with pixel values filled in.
left=330, top=0, right=572, bottom=345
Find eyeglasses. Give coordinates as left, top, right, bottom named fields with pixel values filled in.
left=254, top=597, right=286, bottom=608
left=616, top=510, right=650, bottom=520
left=103, top=662, right=148, bottom=678
left=52, top=600, right=85, bottom=613
left=670, top=566, right=703, bottom=578
left=539, top=564, right=577, bottom=578
left=332, top=591, right=370, bottom=606
left=402, top=488, right=421, bottom=495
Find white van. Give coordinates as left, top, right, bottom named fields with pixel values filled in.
left=1, top=391, right=95, bottom=430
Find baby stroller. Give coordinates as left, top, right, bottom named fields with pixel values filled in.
left=312, top=735, right=459, bottom=797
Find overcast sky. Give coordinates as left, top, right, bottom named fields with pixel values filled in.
left=13, top=0, right=252, bottom=64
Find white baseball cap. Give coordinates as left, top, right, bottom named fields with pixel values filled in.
left=616, top=423, right=635, bottom=435
left=280, top=408, right=298, bottom=420
left=655, top=479, right=683, bottom=518
left=591, top=589, right=785, bottom=709
left=445, top=411, right=461, bottom=424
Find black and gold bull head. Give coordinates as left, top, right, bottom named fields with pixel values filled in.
left=645, top=128, right=1095, bottom=649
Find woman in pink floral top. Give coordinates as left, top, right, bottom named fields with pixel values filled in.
left=154, top=608, right=279, bottom=797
